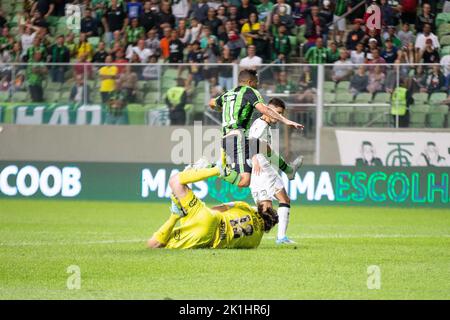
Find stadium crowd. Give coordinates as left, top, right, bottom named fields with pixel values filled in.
left=0, top=0, right=449, bottom=125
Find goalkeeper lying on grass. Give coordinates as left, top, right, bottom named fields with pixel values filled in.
left=147, top=170, right=278, bottom=249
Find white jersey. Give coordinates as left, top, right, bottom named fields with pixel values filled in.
left=248, top=118, right=272, bottom=169
left=248, top=118, right=284, bottom=203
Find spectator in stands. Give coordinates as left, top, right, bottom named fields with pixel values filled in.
left=31, top=0, right=54, bottom=18
left=187, top=40, right=204, bottom=86
left=140, top=1, right=158, bottom=33
left=238, top=0, right=258, bottom=27
left=70, top=74, right=91, bottom=104
left=92, top=41, right=108, bottom=63
left=399, top=42, right=419, bottom=65
left=77, top=32, right=93, bottom=62
left=191, top=0, right=209, bottom=24
left=199, top=26, right=217, bottom=49
left=208, top=75, right=223, bottom=97
left=127, top=0, right=144, bottom=20
left=441, top=55, right=450, bottom=94
left=0, top=27, right=14, bottom=52
left=65, top=32, right=77, bottom=58
left=160, top=26, right=172, bottom=60
left=421, top=66, right=445, bottom=96
left=350, top=66, right=369, bottom=98
left=331, top=0, right=349, bottom=46
left=397, top=23, right=415, bottom=49
left=253, top=23, right=271, bottom=62
left=345, top=19, right=365, bottom=51
left=105, top=84, right=127, bottom=125
left=273, top=23, right=291, bottom=62
left=416, top=2, right=435, bottom=34
left=102, top=0, right=128, bottom=45
left=304, top=5, right=326, bottom=49
left=216, top=5, right=228, bottom=24
left=400, top=0, right=418, bottom=25
left=113, top=48, right=128, bottom=73
left=367, top=65, right=386, bottom=96
left=98, top=55, right=118, bottom=103
left=415, top=24, right=440, bottom=50
left=26, top=50, right=47, bottom=102
left=380, top=0, right=396, bottom=26
left=157, top=1, right=175, bottom=29
left=241, top=12, right=260, bottom=45
left=145, top=28, right=161, bottom=57
left=81, top=7, right=99, bottom=38
left=217, top=46, right=235, bottom=90
left=332, top=49, right=353, bottom=88
left=168, top=29, right=184, bottom=63
left=275, top=70, right=298, bottom=93
left=350, top=42, right=365, bottom=64
left=239, top=44, right=262, bottom=70
left=26, top=36, right=47, bottom=62
left=118, top=65, right=138, bottom=103
left=127, top=39, right=151, bottom=63
left=258, top=0, right=274, bottom=22
left=203, top=33, right=220, bottom=64
left=20, top=24, right=41, bottom=58
left=172, top=0, right=190, bottom=20
left=166, top=77, right=187, bottom=125
left=49, top=35, right=70, bottom=83
left=225, top=30, right=246, bottom=60
left=381, top=39, right=399, bottom=64
left=73, top=53, right=93, bottom=79
left=177, top=19, right=189, bottom=44
left=383, top=26, right=402, bottom=49
left=420, top=39, right=440, bottom=64
left=326, top=41, right=340, bottom=63
left=125, top=18, right=145, bottom=46
left=304, top=37, right=327, bottom=64
left=204, top=7, right=222, bottom=36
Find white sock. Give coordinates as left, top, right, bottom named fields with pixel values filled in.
left=277, top=205, right=290, bottom=239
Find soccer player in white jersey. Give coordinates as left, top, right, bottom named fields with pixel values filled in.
left=248, top=98, right=303, bottom=244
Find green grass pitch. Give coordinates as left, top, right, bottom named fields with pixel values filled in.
left=0, top=199, right=449, bottom=300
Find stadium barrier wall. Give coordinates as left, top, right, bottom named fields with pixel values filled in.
left=0, top=161, right=448, bottom=208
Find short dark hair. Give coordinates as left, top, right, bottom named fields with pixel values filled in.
left=238, top=69, right=258, bottom=83
left=257, top=204, right=279, bottom=232
left=268, top=97, right=286, bottom=110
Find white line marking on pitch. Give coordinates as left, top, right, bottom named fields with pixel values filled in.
left=0, top=234, right=449, bottom=247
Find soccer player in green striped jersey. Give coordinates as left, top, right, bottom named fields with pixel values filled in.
left=175, top=69, right=304, bottom=189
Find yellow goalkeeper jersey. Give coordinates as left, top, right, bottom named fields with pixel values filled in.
left=212, top=202, right=266, bottom=249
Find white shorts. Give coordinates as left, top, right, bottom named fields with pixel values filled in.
left=330, top=15, right=346, bottom=32
left=250, top=165, right=285, bottom=203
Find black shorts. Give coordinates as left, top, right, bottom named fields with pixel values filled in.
left=222, top=132, right=262, bottom=174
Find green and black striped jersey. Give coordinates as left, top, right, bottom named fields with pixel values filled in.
left=215, top=86, right=264, bottom=135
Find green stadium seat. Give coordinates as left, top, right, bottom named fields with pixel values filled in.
left=436, top=12, right=450, bottom=28
left=429, top=92, right=448, bottom=105
left=0, top=91, right=10, bottom=102
left=324, top=91, right=335, bottom=103
left=45, top=91, right=61, bottom=103
left=372, top=92, right=390, bottom=103
left=334, top=106, right=353, bottom=126
left=143, top=91, right=160, bottom=104
left=324, top=81, right=335, bottom=92
left=163, top=68, right=178, bottom=79
left=440, top=35, right=450, bottom=47
left=413, top=92, right=429, bottom=104
left=126, top=103, right=147, bottom=125
left=440, top=46, right=450, bottom=56
left=324, top=107, right=335, bottom=126
left=370, top=106, right=390, bottom=127
left=335, top=81, right=350, bottom=93
left=409, top=104, right=430, bottom=128
left=427, top=105, right=448, bottom=128
left=11, top=91, right=28, bottom=103
left=438, top=23, right=450, bottom=37
left=185, top=103, right=194, bottom=124
left=335, top=91, right=353, bottom=103
left=353, top=106, right=373, bottom=127
left=288, top=36, right=297, bottom=56
left=354, top=92, right=372, bottom=103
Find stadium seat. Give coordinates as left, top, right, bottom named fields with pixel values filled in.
left=323, top=81, right=335, bottom=92
left=143, top=91, right=160, bottom=104
left=334, top=106, right=353, bottom=126
left=324, top=107, right=335, bottom=126
left=0, top=91, right=10, bottom=102
left=324, top=91, right=335, bottom=103
left=11, top=91, right=28, bottom=103
left=163, top=68, right=178, bottom=79
left=372, top=92, right=390, bottom=103
left=88, top=37, right=101, bottom=50
left=413, top=92, right=429, bottom=104
left=45, top=91, right=61, bottom=103
left=335, top=81, right=350, bottom=93
left=354, top=92, right=372, bottom=103
left=429, top=92, right=448, bottom=105
left=353, top=106, right=373, bottom=127
left=427, top=105, right=448, bottom=128
left=409, top=104, right=430, bottom=128
left=126, top=103, right=146, bottom=125
left=436, top=12, right=450, bottom=28
left=288, top=36, right=297, bottom=56
left=370, top=106, right=390, bottom=127
left=440, top=35, right=450, bottom=47
left=440, top=45, right=450, bottom=56
left=438, top=23, right=450, bottom=37
left=335, top=92, right=353, bottom=103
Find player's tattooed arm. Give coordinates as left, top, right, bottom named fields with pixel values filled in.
left=255, top=103, right=304, bottom=130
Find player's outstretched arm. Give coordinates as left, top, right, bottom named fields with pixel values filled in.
left=255, top=103, right=304, bottom=130
left=208, top=98, right=217, bottom=110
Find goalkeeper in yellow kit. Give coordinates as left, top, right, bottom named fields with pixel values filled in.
left=147, top=170, right=278, bottom=249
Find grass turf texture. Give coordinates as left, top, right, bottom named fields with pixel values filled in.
left=0, top=199, right=449, bottom=300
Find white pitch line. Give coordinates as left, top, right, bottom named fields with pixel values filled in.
left=1, top=234, right=449, bottom=247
